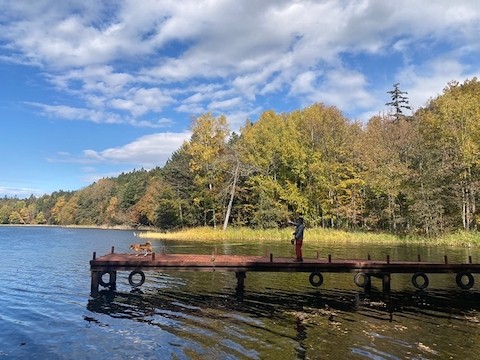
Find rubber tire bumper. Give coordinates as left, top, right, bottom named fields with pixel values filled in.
left=309, top=272, right=323, bottom=287
left=98, top=270, right=115, bottom=287
left=456, top=271, right=474, bottom=290
left=354, top=272, right=370, bottom=288
left=412, top=272, right=429, bottom=290
left=128, top=270, right=146, bottom=287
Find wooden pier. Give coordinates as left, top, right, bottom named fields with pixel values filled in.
left=90, top=249, right=480, bottom=297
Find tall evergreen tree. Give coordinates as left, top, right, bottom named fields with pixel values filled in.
left=386, top=83, right=411, bottom=121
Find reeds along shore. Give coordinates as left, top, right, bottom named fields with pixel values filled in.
left=138, top=227, right=480, bottom=247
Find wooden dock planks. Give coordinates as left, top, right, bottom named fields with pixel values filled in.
left=90, top=252, right=480, bottom=274
left=89, top=251, right=480, bottom=297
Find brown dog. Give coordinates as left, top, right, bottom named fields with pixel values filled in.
left=130, top=241, right=153, bottom=256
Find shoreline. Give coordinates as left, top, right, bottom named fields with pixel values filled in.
left=0, top=223, right=153, bottom=231
left=2, top=224, right=480, bottom=247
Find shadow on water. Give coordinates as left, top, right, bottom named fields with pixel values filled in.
left=86, top=285, right=480, bottom=359
left=87, top=285, right=480, bottom=326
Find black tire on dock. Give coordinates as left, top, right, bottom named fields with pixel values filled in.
left=456, top=271, right=474, bottom=290
left=98, top=270, right=114, bottom=287
left=309, top=272, right=323, bottom=287
left=412, top=272, right=429, bottom=290
left=354, top=272, right=370, bottom=288
left=128, top=270, right=146, bottom=287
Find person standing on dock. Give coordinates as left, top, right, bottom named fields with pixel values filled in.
left=289, top=217, right=305, bottom=262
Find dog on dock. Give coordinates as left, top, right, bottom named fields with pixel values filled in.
left=130, top=241, right=153, bottom=256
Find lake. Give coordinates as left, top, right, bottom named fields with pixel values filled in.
left=1, top=226, right=479, bottom=359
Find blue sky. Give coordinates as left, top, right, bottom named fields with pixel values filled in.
left=1, top=0, right=479, bottom=198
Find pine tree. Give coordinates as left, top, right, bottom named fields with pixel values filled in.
left=386, top=83, right=411, bottom=121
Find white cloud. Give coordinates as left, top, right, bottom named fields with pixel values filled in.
left=0, top=186, right=43, bottom=198
left=1, top=0, right=480, bottom=124
left=108, top=87, right=174, bottom=116
left=26, top=102, right=124, bottom=124
left=2, top=0, right=480, bottom=198
left=47, top=66, right=134, bottom=95
left=208, top=97, right=243, bottom=111
left=289, top=67, right=377, bottom=117
left=26, top=102, right=175, bottom=128
left=396, top=57, right=480, bottom=110
left=290, top=71, right=318, bottom=97
left=82, top=131, right=192, bottom=168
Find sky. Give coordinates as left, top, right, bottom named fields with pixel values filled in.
left=1, top=0, right=479, bottom=198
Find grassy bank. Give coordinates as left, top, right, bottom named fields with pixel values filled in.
left=139, top=227, right=480, bottom=247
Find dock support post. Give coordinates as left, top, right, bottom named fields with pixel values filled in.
left=235, top=272, right=246, bottom=292
left=382, top=273, right=391, bottom=297
left=90, top=271, right=99, bottom=297
left=364, top=275, right=372, bottom=293
left=110, top=271, right=117, bottom=291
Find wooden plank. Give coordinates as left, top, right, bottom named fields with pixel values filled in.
left=90, top=252, right=480, bottom=274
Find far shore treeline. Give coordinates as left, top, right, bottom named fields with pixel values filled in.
left=2, top=79, right=480, bottom=239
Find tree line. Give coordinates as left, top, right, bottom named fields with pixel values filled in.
left=2, top=78, right=480, bottom=237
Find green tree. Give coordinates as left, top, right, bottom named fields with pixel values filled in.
left=414, top=78, right=480, bottom=231
left=35, top=211, right=47, bottom=224
left=75, top=179, right=117, bottom=225
left=293, top=104, right=362, bottom=228
left=119, top=169, right=149, bottom=211
left=132, top=176, right=169, bottom=226
left=162, top=145, right=198, bottom=228
left=360, top=115, right=413, bottom=231
left=0, top=202, right=13, bottom=223
left=186, top=113, right=230, bottom=228
left=403, top=111, right=446, bottom=236
left=239, top=110, right=304, bottom=227
left=386, top=83, right=411, bottom=121
left=153, top=181, right=182, bottom=230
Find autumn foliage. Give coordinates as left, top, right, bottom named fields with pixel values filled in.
left=2, top=78, right=480, bottom=236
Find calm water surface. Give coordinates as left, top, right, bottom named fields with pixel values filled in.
left=1, top=226, right=480, bottom=359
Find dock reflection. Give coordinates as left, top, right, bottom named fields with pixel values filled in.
left=87, top=286, right=480, bottom=324
left=86, top=287, right=480, bottom=359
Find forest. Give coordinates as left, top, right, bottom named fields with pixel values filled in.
left=1, top=78, right=480, bottom=237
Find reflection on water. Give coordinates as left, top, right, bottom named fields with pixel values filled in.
left=2, top=226, right=480, bottom=359
left=88, top=286, right=480, bottom=324
left=87, top=279, right=480, bottom=359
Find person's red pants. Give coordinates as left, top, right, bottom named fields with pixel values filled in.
left=295, top=239, right=303, bottom=259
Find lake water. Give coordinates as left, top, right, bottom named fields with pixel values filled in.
left=1, top=226, right=480, bottom=359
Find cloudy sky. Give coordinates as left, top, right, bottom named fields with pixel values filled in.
left=1, top=0, right=479, bottom=198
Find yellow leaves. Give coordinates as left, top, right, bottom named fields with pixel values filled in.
left=51, top=194, right=77, bottom=225
left=186, top=113, right=229, bottom=174
left=239, top=110, right=288, bottom=170
left=106, top=196, right=119, bottom=221
left=278, top=180, right=308, bottom=212
left=422, top=77, right=480, bottom=168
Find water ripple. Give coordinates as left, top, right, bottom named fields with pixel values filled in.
left=2, top=226, right=480, bottom=359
